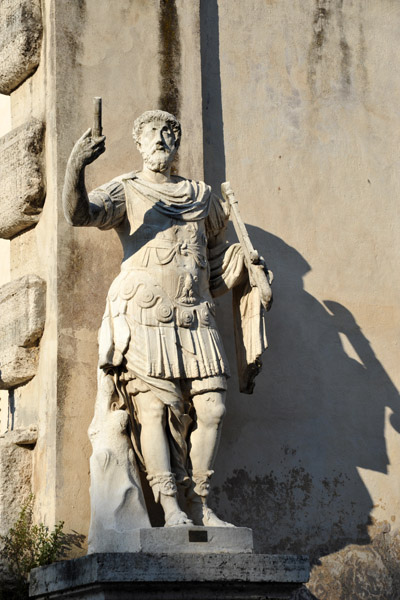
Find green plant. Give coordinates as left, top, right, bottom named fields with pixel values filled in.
left=0, top=495, right=66, bottom=600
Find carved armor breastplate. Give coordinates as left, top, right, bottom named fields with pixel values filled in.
left=98, top=177, right=230, bottom=380
left=110, top=183, right=215, bottom=329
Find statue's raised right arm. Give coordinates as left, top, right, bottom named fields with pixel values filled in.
left=62, top=129, right=106, bottom=226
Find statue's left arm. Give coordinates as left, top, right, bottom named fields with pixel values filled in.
left=206, top=193, right=271, bottom=394
left=206, top=194, right=244, bottom=295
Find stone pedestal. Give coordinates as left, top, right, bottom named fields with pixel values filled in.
left=29, top=551, right=309, bottom=600
left=89, top=526, right=254, bottom=555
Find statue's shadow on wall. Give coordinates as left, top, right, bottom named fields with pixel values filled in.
left=211, top=226, right=400, bottom=562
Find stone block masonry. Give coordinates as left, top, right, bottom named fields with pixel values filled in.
left=0, top=274, right=46, bottom=389
left=0, top=119, right=45, bottom=239
left=0, top=425, right=38, bottom=584
left=0, top=0, right=43, bottom=95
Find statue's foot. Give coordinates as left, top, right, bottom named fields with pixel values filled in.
left=164, top=508, right=193, bottom=528
left=188, top=501, right=235, bottom=528
left=157, top=487, right=193, bottom=527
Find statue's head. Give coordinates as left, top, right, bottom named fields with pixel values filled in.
left=132, top=110, right=181, bottom=173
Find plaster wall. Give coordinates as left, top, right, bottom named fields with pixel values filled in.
left=204, top=1, right=400, bottom=596
left=212, top=0, right=400, bottom=527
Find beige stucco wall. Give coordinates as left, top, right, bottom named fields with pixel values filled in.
left=214, top=0, right=400, bottom=528
left=209, top=1, right=400, bottom=595
left=2, top=0, right=400, bottom=597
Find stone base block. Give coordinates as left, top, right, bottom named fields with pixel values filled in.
left=29, top=552, right=309, bottom=600
left=89, top=526, right=254, bottom=555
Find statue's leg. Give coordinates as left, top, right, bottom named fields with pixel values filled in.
left=134, top=391, right=193, bottom=527
left=188, top=390, right=234, bottom=527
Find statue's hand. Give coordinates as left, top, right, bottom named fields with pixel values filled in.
left=70, top=128, right=106, bottom=169
left=258, top=256, right=274, bottom=285
left=248, top=256, right=273, bottom=311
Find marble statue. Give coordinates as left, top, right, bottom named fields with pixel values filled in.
left=62, top=109, right=272, bottom=547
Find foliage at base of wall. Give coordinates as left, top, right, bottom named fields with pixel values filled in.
left=0, top=495, right=84, bottom=600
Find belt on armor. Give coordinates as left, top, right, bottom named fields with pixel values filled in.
left=142, top=238, right=207, bottom=268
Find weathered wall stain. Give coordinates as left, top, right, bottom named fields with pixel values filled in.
left=200, top=0, right=226, bottom=190
left=307, top=0, right=361, bottom=100
left=336, top=0, right=351, bottom=95
left=158, top=0, right=181, bottom=174
left=212, top=468, right=400, bottom=599
left=357, top=18, right=368, bottom=96
left=307, top=0, right=331, bottom=96
left=60, top=0, right=86, bottom=70
left=158, top=0, right=181, bottom=118
left=210, top=467, right=369, bottom=558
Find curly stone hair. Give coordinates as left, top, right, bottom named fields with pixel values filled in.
left=132, top=110, right=182, bottom=148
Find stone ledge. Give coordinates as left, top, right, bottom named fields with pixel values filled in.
left=0, top=119, right=45, bottom=239
left=29, top=552, right=310, bottom=599
left=0, top=0, right=43, bottom=94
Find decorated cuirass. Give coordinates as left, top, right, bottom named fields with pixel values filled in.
left=97, top=175, right=230, bottom=380
left=108, top=179, right=216, bottom=331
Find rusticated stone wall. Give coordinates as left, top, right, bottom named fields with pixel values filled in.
left=0, top=0, right=45, bottom=586
left=0, top=95, right=11, bottom=438
left=0, top=425, right=38, bottom=586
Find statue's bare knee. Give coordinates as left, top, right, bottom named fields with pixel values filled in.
left=135, top=392, right=166, bottom=428
left=192, top=391, right=226, bottom=428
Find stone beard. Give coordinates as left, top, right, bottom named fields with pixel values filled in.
left=62, top=110, right=268, bottom=550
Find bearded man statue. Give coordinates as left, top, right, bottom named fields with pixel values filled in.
left=62, top=109, right=271, bottom=551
